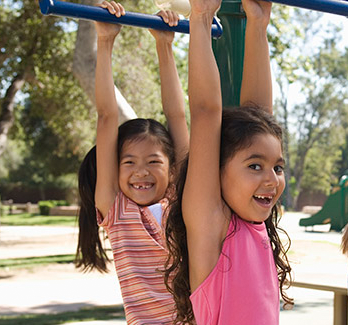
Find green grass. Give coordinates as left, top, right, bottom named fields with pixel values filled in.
left=0, top=213, right=77, bottom=226
left=0, top=305, right=125, bottom=325
left=0, top=254, right=76, bottom=270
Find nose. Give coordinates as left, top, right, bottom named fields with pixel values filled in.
left=264, top=169, right=280, bottom=187
left=134, top=165, right=149, bottom=177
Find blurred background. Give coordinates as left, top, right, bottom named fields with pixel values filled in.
left=0, top=0, right=348, bottom=324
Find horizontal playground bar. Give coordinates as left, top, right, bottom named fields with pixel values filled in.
left=38, top=0, right=223, bottom=39
left=266, top=0, right=348, bottom=17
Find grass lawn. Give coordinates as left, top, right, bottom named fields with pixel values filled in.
left=0, top=254, right=76, bottom=270
left=0, top=213, right=77, bottom=226
left=0, top=305, right=125, bottom=325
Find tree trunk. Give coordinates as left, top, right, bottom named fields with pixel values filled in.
left=0, top=72, right=27, bottom=156
left=73, top=0, right=137, bottom=124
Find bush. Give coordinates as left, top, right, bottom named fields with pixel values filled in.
left=38, top=200, right=69, bottom=215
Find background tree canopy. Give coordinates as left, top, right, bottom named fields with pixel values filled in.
left=0, top=0, right=347, bottom=210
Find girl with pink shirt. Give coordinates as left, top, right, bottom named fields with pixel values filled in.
left=164, top=0, right=293, bottom=324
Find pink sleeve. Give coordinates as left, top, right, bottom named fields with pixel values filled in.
left=96, top=193, right=120, bottom=230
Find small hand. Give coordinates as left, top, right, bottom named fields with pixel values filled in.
left=149, top=10, right=179, bottom=43
left=242, top=0, right=271, bottom=27
left=94, top=1, right=126, bottom=39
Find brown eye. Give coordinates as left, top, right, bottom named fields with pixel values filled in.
left=249, top=164, right=261, bottom=171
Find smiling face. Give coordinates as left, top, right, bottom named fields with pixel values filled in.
left=220, top=133, right=285, bottom=223
left=118, top=136, right=170, bottom=206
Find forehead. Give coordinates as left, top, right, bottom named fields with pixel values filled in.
left=120, top=137, right=166, bottom=157
left=234, top=133, right=283, bottom=161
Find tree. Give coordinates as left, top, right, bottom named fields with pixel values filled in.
left=0, top=0, right=71, bottom=155
left=0, top=0, right=188, bottom=201
left=269, top=5, right=348, bottom=209
left=73, top=0, right=137, bottom=124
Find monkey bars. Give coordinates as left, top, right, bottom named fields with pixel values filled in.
left=265, top=0, right=348, bottom=17
left=38, top=0, right=223, bottom=39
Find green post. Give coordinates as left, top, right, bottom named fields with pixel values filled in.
left=213, top=0, right=246, bottom=108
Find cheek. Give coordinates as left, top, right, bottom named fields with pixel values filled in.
left=278, top=176, right=286, bottom=195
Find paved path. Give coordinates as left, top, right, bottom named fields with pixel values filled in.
left=0, top=212, right=347, bottom=325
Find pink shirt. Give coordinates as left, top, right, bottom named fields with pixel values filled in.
left=190, top=215, right=279, bottom=325
left=97, top=192, right=175, bottom=325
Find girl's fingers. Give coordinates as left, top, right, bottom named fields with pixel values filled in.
left=100, top=1, right=125, bottom=17
left=110, top=2, right=125, bottom=17
left=172, top=11, right=179, bottom=26
left=162, top=10, right=179, bottom=26
left=166, top=10, right=175, bottom=26
left=158, top=9, right=169, bottom=24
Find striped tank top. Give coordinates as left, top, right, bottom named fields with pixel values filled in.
left=97, top=191, right=175, bottom=324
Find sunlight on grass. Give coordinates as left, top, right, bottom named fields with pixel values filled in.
left=0, top=213, right=77, bottom=226
left=0, top=254, right=76, bottom=269
left=0, top=305, right=125, bottom=325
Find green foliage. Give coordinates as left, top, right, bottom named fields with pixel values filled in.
left=0, top=0, right=189, bottom=201
left=0, top=213, right=76, bottom=226
left=269, top=6, right=348, bottom=208
left=109, top=0, right=188, bottom=124
left=0, top=254, right=75, bottom=270
left=38, top=200, right=69, bottom=215
left=0, top=0, right=95, bottom=199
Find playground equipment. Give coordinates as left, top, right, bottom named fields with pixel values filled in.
left=38, top=0, right=348, bottom=105
left=266, top=0, right=348, bottom=17
left=214, top=0, right=348, bottom=107
left=38, top=0, right=222, bottom=38
left=299, top=175, right=348, bottom=231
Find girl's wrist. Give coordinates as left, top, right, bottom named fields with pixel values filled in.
left=97, top=35, right=117, bottom=43
left=246, top=16, right=270, bottom=31
left=190, top=11, right=215, bottom=24
left=156, top=39, right=173, bottom=50
left=245, top=19, right=269, bottom=35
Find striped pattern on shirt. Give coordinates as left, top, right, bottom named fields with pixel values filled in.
left=97, top=191, right=175, bottom=325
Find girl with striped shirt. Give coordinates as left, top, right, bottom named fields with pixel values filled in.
left=75, top=2, right=188, bottom=324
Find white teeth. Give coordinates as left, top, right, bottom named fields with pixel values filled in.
left=133, top=184, right=152, bottom=189
left=254, top=195, right=272, bottom=200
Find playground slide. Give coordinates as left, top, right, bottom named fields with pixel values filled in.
left=299, top=177, right=348, bottom=231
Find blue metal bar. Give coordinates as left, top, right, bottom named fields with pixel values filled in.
left=265, top=0, right=348, bottom=17
left=38, top=0, right=223, bottom=38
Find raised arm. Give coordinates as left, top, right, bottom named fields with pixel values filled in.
left=240, top=0, right=272, bottom=113
left=183, top=0, right=226, bottom=291
left=149, top=11, right=189, bottom=167
left=94, top=1, right=125, bottom=217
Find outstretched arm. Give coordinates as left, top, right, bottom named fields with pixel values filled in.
left=240, top=0, right=272, bottom=114
left=94, top=1, right=125, bottom=217
left=183, top=0, right=226, bottom=291
left=150, top=11, right=189, bottom=167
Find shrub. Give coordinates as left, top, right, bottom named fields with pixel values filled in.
left=38, top=200, right=69, bottom=215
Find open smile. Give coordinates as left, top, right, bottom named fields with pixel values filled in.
left=131, top=182, right=154, bottom=190
left=253, top=194, right=274, bottom=207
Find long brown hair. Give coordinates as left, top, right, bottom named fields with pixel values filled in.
left=164, top=106, right=293, bottom=324
left=75, top=118, right=176, bottom=272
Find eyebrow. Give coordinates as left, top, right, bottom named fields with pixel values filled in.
left=120, top=153, right=163, bottom=159
left=243, top=154, right=285, bottom=164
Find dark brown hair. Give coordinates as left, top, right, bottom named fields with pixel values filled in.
left=75, top=118, right=175, bottom=272
left=164, top=106, right=293, bottom=324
